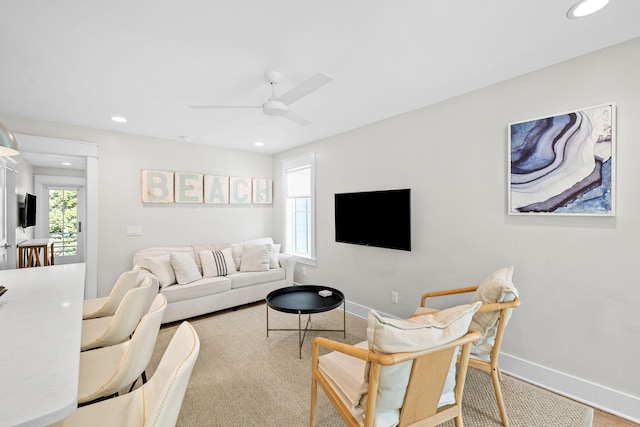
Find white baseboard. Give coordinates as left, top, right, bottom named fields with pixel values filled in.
left=343, top=298, right=640, bottom=424
left=345, top=299, right=397, bottom=320
left=499, top=353, right=640, bottom=424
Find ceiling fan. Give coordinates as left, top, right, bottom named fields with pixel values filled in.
left=190, top=71, right=333, bottom=125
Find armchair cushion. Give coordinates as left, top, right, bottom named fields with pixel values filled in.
left=469, top=266, right=518, bottom=354
left=362, top=302, right=481, bottom=425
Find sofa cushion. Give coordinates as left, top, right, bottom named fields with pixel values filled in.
left=230, top=238, right=275, bottom=270
left=199, top=248, right=236, bottom=277
left=161, top=276, right=232, bottom=304
left=227, top=268, right=285, bottom=289
left=240, top=243, right=271, bottom=272
left=192, top=243, right=217, bottom=267
left=138, top=254, right=175, bottom=288
left=469, top=266, right=518, bottom=354
left=362, top=303, right=481, bottom=426
left=170, top=252, right=202, bottom=284
left=269, top=244, right=281, bottom=269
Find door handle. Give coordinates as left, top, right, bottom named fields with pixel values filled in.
left=78, top=222, right=82, bottom=233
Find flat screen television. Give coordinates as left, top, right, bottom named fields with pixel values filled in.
left=334, top=189, right=411, bottom=251
left=21, top=193, right=37, bottom=228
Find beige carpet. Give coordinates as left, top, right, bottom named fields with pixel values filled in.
left=146, top=302, right=593, bottom=427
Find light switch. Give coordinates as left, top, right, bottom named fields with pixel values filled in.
left=126, top=226, right=143, bottom=236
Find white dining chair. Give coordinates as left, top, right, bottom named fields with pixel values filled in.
left=82, top=267, right=140, bottom=320
left=80, top=277, right=154, bottom=351
left=78, top=293, right=167, bottom=405
left=51, top=321, right=200, bottom=427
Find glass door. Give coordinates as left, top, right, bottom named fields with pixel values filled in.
left=47, top=186, right=84, bottom=264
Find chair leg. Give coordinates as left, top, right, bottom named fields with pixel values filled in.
left=491, top=367, right=509, bottom=427
left=455, top=412, right=464, bottom=427
left=310, top=375, right=318, bottom=426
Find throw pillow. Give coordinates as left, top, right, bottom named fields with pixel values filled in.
left=239, top=243, right=271, bottom=272
left=469, top=266, right=518, bottom=354
left=170, top=252, right=202, bottom=285
left=269, top=243, right=281, bottom=269
left=359, top=303, right=481, bottom=425
left=141, top=254, right=176, bottom=288
left=199, top=248, right=237, bottom=278
left=231, top=244, right=243, bottom=270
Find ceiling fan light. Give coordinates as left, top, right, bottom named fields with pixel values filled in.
left=567, top=0, right=610, bottom=19
left=262, top=99, right=288, bottom=116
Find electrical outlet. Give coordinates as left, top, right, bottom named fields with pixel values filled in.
left=391, top=291, right=399, bottom=304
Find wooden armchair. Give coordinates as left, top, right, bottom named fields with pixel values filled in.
left=311, top=304, right=482, bottom=427
left=416, top=270, right=521, bottom=427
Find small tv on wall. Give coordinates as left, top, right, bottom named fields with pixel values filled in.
left=334, top=188, right=411, bottom=251
left=21, top=193, right=37, bottom=228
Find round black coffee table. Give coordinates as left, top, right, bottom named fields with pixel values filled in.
left=266, top=285, right=345, bottom=358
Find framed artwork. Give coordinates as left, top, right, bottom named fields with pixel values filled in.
left=252, top=178, right=272, bottom=204
left=141, top=170, right=174, bottom=203
left=508, top=103, right=615, bottom=216
left=204, top=175, right=229, bottom=204
left=174, top=172, right=203, bottom=203
left=229, top=177, right=252, bottom=204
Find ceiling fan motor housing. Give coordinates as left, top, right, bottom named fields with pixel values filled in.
left=262, top=99, right=288, bottom=116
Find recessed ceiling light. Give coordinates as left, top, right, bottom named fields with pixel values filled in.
left=61, top=162, right=72, bottom=166
left=254, top=141, right=264, bottom=147
left=567, top=0, right=609, bottom=19
left=110, top=116, right=127, bottom=123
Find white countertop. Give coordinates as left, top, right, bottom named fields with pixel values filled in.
left=0, top=263, right=86, bottom=427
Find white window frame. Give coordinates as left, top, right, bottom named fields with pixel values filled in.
left=282, top=153, right=316, bottom=266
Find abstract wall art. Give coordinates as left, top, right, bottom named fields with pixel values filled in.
left=508, top=103, right=615, bottom=216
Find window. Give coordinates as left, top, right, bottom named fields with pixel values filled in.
left=282, top=153, right=316, bottom=265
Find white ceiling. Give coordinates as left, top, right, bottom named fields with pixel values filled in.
left=1, top=1, right=639, bottom=155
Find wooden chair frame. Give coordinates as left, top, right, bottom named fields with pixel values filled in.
left=418, top=286, right=521, bottom=427
left=310, top=330, right=481, bottom=427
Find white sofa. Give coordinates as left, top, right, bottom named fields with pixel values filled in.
left=132, top=238, right=295, bottom=323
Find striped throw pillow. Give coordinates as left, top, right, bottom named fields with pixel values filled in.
left=200, top=248, right=237, bottom=277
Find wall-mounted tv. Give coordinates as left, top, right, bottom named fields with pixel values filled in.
left=21, top=193, right=37, bottom=228
left=334, top=188, right=411, bottom=251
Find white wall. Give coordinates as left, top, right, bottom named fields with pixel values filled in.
left=273, top=37, right=640, bottom=420
left=0, top=117, right=275, bottom=298
left=96, top=133, right=274, bottom=297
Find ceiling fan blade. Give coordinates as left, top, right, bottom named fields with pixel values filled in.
left=278, top=73, right=333, bottom=105
left=282, top=110, right=310, bottom=125
left=189, top=105, right=261, bottom=109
